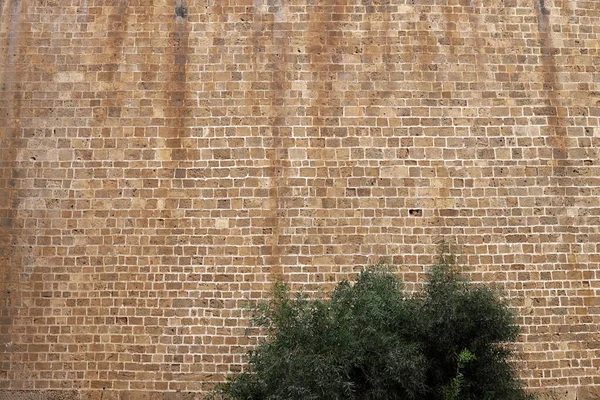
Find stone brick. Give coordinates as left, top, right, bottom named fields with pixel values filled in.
left=1, top=0, right=600, bottom=397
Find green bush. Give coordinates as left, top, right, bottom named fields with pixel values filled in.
left=212, top=256, right=533, bottom=400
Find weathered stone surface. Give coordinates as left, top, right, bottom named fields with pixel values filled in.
left=1, top=0, right=599, bottom=397
left=0, top=391, right=80, bottom=400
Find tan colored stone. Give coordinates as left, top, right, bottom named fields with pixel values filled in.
left=0, top=0, right=599, bottom=397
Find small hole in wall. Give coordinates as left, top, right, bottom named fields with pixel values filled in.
left=175, top=4, right=188, bottom=18
left=409, top=209, right=423, bottom=217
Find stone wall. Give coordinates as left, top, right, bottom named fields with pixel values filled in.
left=1, top=0, right=600, bottom=397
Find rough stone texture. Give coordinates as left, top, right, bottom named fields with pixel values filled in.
left=0, top=391, right=81, bottom=400
left=1, top=0, right=600, bottom=397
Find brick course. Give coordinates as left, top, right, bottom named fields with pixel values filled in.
left=1, top=0, right=600, bottom=397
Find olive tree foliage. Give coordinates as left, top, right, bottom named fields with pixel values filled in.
left=211, top=254, right=533, bottom=400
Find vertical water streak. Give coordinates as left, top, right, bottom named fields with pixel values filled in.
left=0, top=0, right=23, bottom=389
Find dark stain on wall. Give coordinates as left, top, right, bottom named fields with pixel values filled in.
left=305, top=2, right=347, bottom=282
left=249, top=1, right=290, bottom=282
left=266, top=32, right=286, bottom=281
left=538, top=0, right=549, bottom=16
left=175, top=3, right=188, bottom=19
left=91, top=0, right=131, bottom=126
left=534, top=0, right=570, bottom=165
left=0, top=0, right=25, bottom=384
left=160, top=0, right=191, bottom=177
